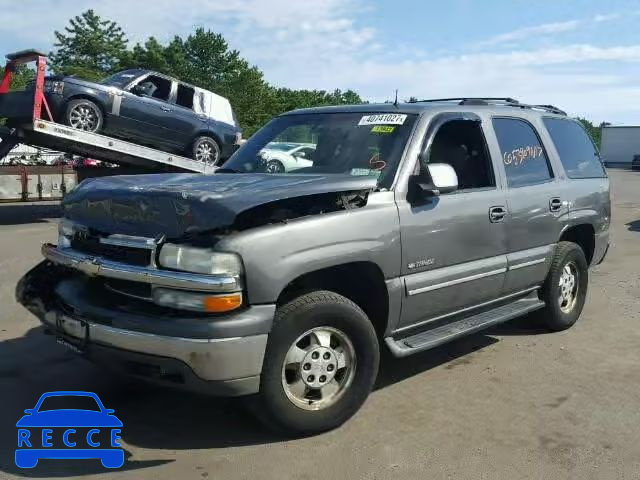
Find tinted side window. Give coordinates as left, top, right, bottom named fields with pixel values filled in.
left=493, top=118, right=553, bottom=187
left=543, top=118, right=605, bottom=178
left=176, top=84, right=195, bottom=110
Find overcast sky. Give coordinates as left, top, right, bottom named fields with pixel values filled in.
left=3, top=0, right=640, bottom=124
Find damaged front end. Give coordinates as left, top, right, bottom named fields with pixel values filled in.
left=61, top=172, right=377, bottom=238
left=16, top=261, right=70, bottom=328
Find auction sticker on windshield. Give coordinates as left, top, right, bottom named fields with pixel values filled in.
left=358, top=114, right=407, bottom=126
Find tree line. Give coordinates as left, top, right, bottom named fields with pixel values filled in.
left=7, top=9, right=607, bottom=146
left=14, top=10, right=363, bottom=136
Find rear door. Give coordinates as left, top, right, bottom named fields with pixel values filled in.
left=165, top=82, right=201, bottom=149
left=397, top=113, right=508, bottom=330
left=488, top=117, right=567, bottom=294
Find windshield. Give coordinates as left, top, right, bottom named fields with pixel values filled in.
left=100, top=70, right=142, bottom=88
left=37, top=395, right=101, bottom=412
left=224, top=112, right=418, bottom=188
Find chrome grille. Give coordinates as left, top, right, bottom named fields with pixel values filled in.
left=70, top=232, right=156, bottom=267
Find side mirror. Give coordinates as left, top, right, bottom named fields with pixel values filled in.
left=427, top=163, right=458, bottom=193
left=407, top=163, right=458, bottom=203
left=293, top=152, right=306, bottom=159
left=24, top=409, right=34, bottom=415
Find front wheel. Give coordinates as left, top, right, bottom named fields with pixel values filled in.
left=192, top=136, right=221, bottom=165
left=538, top=241, right=589, bottom=331
left=251, top=291, right=380, bottom=436
left=64, top=99, right=103, bottom=133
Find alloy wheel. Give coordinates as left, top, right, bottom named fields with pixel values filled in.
left=281, top=326, right=356, bottom=411
left=195, top=140, right=219, bottom=164
left=558, top=261, right=579, bottom=313
left=69, top=104, right=100, bottom=132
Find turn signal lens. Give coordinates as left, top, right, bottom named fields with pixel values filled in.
left=203, top=293, right=243, bottom=313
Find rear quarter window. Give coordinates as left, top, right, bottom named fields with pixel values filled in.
left=543, top=118, right=606, bottom=179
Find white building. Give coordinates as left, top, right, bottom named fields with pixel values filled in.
left=601, top=126, right=640, bottom=167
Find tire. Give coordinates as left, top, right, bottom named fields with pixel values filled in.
left=251, top=290, right=380, bottom=436
left=265, top=159, right=285, bottom=173
left=64, top=99, right=103, bottom=133
left=538, top=241, right=589, bottom=331
left=192, top=136, right=221, bottom=165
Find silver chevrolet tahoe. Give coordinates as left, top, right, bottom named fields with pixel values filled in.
left=17, top=98, right=611, bottom=435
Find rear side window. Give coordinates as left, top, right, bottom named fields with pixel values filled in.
left=493, top=118, right=553, bottom=188
left=176, top=84, right=195, bottom=109
left=543, top=118, right=606, bottom=178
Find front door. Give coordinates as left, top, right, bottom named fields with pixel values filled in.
left=397, top=115, right=508, bottom=330
left=119, top=74, right=177, bottom=149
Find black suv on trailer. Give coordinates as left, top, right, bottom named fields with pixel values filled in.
left=6, top=69, right=242, bottom=164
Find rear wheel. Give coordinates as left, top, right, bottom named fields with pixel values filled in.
left=250, top=291, right=379, bottom=436
left=192, top=136, right=221, bottom=165
left=538, top=241, right=589, bottom=331
left=64, top=99, right=103, bottom=133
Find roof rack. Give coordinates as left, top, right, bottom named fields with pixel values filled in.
left=408, top=97, right=566, bottom=116
left=412, top=97, right=520, bottom=105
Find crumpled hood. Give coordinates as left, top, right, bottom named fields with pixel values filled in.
left=62, top=173, right=378, bottom=238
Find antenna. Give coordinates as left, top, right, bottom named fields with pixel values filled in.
left=393, top=89, right=398, bottom=107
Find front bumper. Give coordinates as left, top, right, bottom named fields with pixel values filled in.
left=17, top=260, right=275, bottom=396
left=42, top=243, right=241, bottom=292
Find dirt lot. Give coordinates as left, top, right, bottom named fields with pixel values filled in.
left=0, top=170, right=639, bottom=480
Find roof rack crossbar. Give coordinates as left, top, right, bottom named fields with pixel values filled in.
left=411, top=97, right=520, bottom=105
left=532, top=104, right=567, bottom=116
left=408, top=97, right=566, bottom=116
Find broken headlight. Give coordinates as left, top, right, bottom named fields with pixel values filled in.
left=158, top=244, right=243, bottom=276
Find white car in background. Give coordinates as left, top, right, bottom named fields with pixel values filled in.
left=259, top=142, right=316, bottom=173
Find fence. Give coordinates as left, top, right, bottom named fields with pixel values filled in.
left=0, top=165, right=77, bottom=201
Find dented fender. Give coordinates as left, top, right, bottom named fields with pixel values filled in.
left=217, top=190, right=402, bottom=304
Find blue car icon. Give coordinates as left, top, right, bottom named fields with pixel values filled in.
left=16, top=391, right=124, bottom=469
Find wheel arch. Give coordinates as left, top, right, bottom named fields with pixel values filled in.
left=276, top=261, right=390, bottom=338
left=191, top=130, right=222, bottom=149
left=558, top=223, right=596, bottom=265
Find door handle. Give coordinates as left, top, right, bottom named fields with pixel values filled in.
left=489, top=206, right=507, bottom=223
left=160, top=106, right=172, bottom=112
left=549, top=197, right=562, bottom=212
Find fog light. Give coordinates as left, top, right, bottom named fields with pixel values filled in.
left=153, top=288, right=242, bottom=313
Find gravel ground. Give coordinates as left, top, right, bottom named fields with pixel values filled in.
left=0, top=170, right=638, bottom=480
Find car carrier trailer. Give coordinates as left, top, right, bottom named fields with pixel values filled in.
left=0, top=50, right=215, bottom=174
